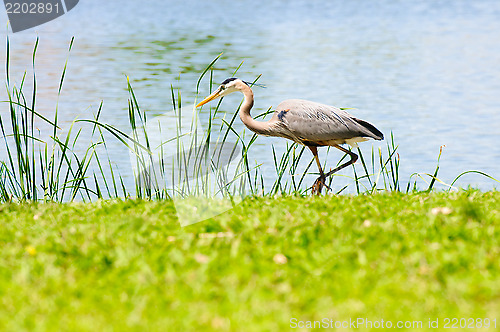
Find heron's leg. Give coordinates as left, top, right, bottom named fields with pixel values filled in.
left=308, top=146, right=331, bottom=195
left=324, top=145, right=359, bottom=179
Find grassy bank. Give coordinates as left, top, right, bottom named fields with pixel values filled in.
left=0, top=190, right=498, bottom=331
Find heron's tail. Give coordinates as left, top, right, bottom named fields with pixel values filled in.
left=354, top=118, right=384, bottom=140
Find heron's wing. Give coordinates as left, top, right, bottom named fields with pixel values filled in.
left=273, top=99, right=383, bottom=145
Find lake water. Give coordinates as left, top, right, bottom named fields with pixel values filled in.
left=1, top=0, right=499, bottom=193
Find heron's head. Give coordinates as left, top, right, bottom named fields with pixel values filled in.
left=196, top=78, right=247, bottom=107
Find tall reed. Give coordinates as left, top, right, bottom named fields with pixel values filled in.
left=0, top=36, right=130, bottom=202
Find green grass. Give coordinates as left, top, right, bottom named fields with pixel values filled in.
left=0, top=190, right=499, bottom=331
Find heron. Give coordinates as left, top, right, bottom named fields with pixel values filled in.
left=196, top=78, right=384, bottom=194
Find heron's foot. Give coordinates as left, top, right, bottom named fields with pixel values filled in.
left=312, top=175, right=331, bottom=195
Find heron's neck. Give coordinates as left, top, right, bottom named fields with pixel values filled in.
left=239, top=84, right=272, bottom=135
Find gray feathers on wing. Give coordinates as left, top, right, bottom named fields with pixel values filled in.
left=271, top=99, right=384, bottom=146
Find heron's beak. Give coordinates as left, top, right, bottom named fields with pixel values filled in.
left=196, top=89, right=222, bottom=108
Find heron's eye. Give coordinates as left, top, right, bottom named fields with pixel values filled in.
left=220, top=86, right=226, bottom=91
